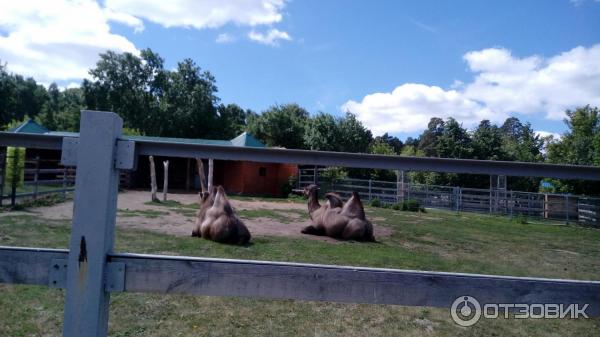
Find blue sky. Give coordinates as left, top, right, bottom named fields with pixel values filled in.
left=1, top=0, right=599, bottom=139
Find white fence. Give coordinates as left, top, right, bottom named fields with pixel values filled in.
left=299, top=168, right=598, bottom=225
left=1, top=110, right=600, bottom=337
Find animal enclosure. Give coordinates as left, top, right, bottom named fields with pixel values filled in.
left=1, top=110, right=600, bottom=337
left=298, top=167, right=597, bottom=225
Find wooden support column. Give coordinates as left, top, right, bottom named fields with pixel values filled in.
left=208, top=159, right=214, bottom=191
left=62, top=111, right=123, bottom=337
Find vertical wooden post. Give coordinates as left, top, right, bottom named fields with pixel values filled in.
left=62, top=110, right=122, bottom=337
left=565, top=195, right=570, bottom=224
left=208, top=159, right=214, bottom=191
left=149, top=156, right=159, bottom=202
left=0, top=147, right=5, bottom=206
left=33, top=156, right=40, bottom=199
left=62, top=165, right=68, bottom=198
left=10, top=149, right=18, bottom=207
left=185, top=158, right=191, bottom=191
left=163, top=160, right=169, bottom=201
left=368, top=179, right=372, bottom=201
left=196, top=158, right=207, bottom=194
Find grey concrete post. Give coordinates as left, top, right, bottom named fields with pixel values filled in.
left=62, top=111, right=122, bottom=337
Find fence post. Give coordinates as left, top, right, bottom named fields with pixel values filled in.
left=62, top=165, right=68, bottom=198
left=565, top=195, right=570, bottom=224
left=0, top=147, right=5, bottom=206
left=33, top=156, right=40, bottom=199
left=368, top=179, right=372, bottom=201
left=10, top=149, right=19, bottom=207
left=62, top=110, right=123, bottom=337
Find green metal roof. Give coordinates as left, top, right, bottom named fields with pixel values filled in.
left=230, top=132, right=266, bottom=148
left=45, top=131, right=266, bottom=148
left=8, top=119, right=49, bottom=134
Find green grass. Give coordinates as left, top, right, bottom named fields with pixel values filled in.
left=1, top=205, right=600, bottom=336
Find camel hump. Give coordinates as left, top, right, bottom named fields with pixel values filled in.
left=324, top=193, right=344, bottom=208
left=341, top=191, right=366, bottom=220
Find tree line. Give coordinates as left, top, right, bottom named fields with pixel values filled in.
left=1, top=49, right=598, bottom=194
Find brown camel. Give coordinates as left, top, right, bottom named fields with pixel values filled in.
left=193, top=185, right=251, bottom=245
left=191, top=186, right=215, bottom=237
left=301, top=184, right=343, bottom=235
left=303, top=190, right=375, bottom=242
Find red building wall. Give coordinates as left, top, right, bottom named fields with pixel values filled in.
left=215, top=161, right=297, bottom=197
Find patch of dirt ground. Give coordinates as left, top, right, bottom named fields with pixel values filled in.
left=21, top=190, right=392, bottom=242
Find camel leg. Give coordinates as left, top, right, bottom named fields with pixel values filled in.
left=301, top=225, right=324, bottom=236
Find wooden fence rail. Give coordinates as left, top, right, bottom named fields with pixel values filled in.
left=2, top=246, right=600, bottom=315
left=2, top=110, right=600, bottom=336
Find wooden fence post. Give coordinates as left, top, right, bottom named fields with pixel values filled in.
left=149, top=156, right=159, bottom=202
left=62, top=165, right=68, bottom=198
left=565, top=195, right=570, bottom=224
left=0, top=147, right=6, bottom=206
left=62, top=110, right=123, bottom=337
left=163, top=160, right=169, bottom=201
left=368, top=179, right=372, bottom=201
left=33, top=156, right=40, bottom=199
left=208, top=159, right=214, bottom=191
left=196, top=158, right=207, bottom=194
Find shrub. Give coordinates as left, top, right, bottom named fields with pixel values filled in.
left=369, top=198, right=381, bottom=208
left=401, top=199, right=425, bottom=212
left=281, top=175, right=298, bottom=197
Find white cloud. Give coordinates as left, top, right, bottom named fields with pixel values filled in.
left=342, top=84, right=497, bottom=135
left=216, top=33, right=235, bottom=44
left=0, top=0, right=139, bottom=84
left=535, top=130, right=561, bottom=140
left=463, top=46, right=600, bottom=120
left=248, top=28, right=291, bottom=45
left=0, top=0, right=290, bottom=84
left=343, top=44, right=600, bottom=135
left=105, top=0, right=286, bottom=29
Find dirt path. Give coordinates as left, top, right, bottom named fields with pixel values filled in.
left=21, top=190, right=392, bottom=242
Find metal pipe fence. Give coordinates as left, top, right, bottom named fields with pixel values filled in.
left=299, top=168, right=598, bottom=226
left=1, top=110, right=600, bottom=337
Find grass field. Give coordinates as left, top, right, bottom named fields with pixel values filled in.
left=1, top=200, right=600, bottom=336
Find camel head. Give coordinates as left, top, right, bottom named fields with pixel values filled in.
left=303, top=184, right=319, bottom=197
left=341, top=191, right=366, bottom=220
left=212, top=185, right=234, bottom=215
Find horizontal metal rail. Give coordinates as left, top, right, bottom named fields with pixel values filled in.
left=1, top=132, right=600, bottom=180
left=1, top=246, right=599, bottom=316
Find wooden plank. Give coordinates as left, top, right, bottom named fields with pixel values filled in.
left=62, top=111, right=123, bottom=337
left=3, top=247, right=600, bottom=316
left=0, top=247, right=68, bottom=286
left=110, top=252, right=600, bottom=316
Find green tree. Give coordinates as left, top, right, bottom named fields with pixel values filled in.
left=472, top=120, right=506, bottom=160
left=83, top=49, right=220, bottom=138
left=374, top=133, right=403, bottom=154
left=337, top=112, right=372, bottom=153
left=246, top=103, right=308, bottom=149
left=216, top=103, right=250, bottom=139
left=369, top=139, right=396, bottom=181
left=546, top=105, right=600, bottom=194
left=304, top=112, right=338, bottom=151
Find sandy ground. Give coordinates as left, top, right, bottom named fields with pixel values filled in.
left=11, top=190, right=392, bottom=242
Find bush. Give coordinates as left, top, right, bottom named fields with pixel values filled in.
left=281, top=175, right=298, bottom=197
left=369, top=198, right=381, bottom=208
left=398, top=199, right=425, bottom=212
